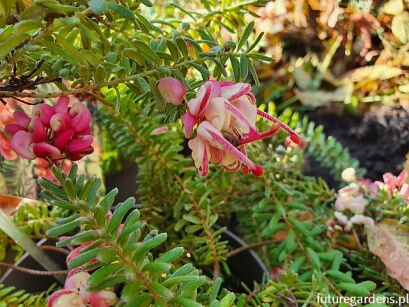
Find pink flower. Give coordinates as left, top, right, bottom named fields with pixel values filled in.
left=4, top=96, right=93, bottom=163
left=157, top=77, right=187, bottom=106
left=376, top=171, right=409, bottom=202
left=182, top=80, right=301, bottom=176
left=48, top=267, right=118, bottom=306
left=48, top=289, right=85, bottom=307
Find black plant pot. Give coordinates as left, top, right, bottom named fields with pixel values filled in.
left=0, top=238, right=66, bottom=292
left=215, top=225, right=270, bottom=292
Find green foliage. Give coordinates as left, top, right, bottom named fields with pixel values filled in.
left=0, top=283, right=50, bottom=307
left=269, top=104, right=366, bottom=182
left=40, top=164, right=237, bottom=306
left=0, top=159, right=35, bottom=197
left=0, top=0, right=267, bottom=117
left=0, top=202, right=64, bottom=262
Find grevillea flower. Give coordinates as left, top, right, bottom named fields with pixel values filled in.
left=48, top=268, right=118, bottom=307
left=180, top=80, right=301, bottom=176
left=376, top=171, right=409, bottom=203
left=335, top=183, right=369, bottom=214
left=4, top=97, right=93, bottom=162
left=157, top=77, right=187, bottom=106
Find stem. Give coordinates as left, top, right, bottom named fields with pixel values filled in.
left=0, top=210, right=65, bottom=283
left=0, top=262, right=68, bottom=276
left=227, top=239, right=277, bottom=258
left=40, top=245, right=70, bottom=255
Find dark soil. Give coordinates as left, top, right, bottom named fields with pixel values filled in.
left=307, top=105, right=409, bottom=181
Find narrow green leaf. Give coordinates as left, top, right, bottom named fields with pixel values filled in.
left=108, top=197, right=135, bottom=238
left=240, top=54, right=248, bottom=81
left=158, top=247, right=184, bottom=263
left=107, top=2, right=134, bottom=20
left=88, top=0, right=108, bottom=14
left=237, top=21, right=254, bottom=50
left=135, top=233, right=167, bottom=255
left=99, top=188, right=118, bottom=214
left=46, top=218, right=81, bottom=237
left=133, top=40, right=161, bottom=64
left=229, top=55, right=240, bottom=82
left=176, top=37, right=188, bottom=59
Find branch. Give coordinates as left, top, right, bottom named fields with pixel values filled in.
left=0, top=53, right=239, bottom=99
left=0, top=262, right=68, bottom=276
left=226, top=239, right=278, bottom=258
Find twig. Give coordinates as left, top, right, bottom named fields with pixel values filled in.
left=0, top=262, right=68, bottom=276
left=0, top=53, right=239, bottom=99
left=227, top=239, right=277, bottom=258
left=40, top=245, right=70, bottom=255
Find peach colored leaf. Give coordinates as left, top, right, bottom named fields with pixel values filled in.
left=343, top=65, right=403, bottom=82
left=367, top=220, right=409, bottom=290
left=391, top=12, right=409, bottom=44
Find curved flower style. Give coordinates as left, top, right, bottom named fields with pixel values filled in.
left=180, top=80, right=301, bottom=176
left=4, top=97, right=93, bottom=162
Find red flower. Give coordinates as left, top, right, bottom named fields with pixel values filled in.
left=5, top=97, right=93, bottom=162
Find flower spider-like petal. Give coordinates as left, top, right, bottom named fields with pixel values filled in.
left=188, top=136, right=210, bottom=176
left=220, top=82, right=251, bottom=102
left=181, top=112, right=199, bottom=138
left=255, top=109, right=302, bottom=144
left=197, top=121, right=263, bottom=176
left=187, top=82, right=213, bottom=117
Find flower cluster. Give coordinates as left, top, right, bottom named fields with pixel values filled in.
left=157, top=78, right=302, bottom=176
left=48, top=268, right=117, bottom=307
left=375, top=171, right=409, bottom=203
left=4, top=97, right=93, bottom=162
left=333, top=168, right=374, bottom=232
left=0, top=102, right=17, bottom=160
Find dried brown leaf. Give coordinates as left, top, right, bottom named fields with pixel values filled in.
left=367, top=220, right=409, bottom=290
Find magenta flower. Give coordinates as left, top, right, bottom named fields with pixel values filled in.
left=5, top=96, right=93, bottom=163
left=182, top=80, right=301, bottom=176
left=157, top=77, right=187, bottom=106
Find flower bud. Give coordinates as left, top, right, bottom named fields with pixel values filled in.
left=341, top=168, right=356, bottom=183
left=157, top=77, right=186, bottom=106
left=48, top=289, right=83, bottom=307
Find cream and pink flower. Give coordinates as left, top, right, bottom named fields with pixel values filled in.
left=159, top=79, right=301, bottom=176
left=48, top=268, right=117, bottom=307
left=376, top=171, right=409, bottom=203
left=4, top=96, right=93, bottom=162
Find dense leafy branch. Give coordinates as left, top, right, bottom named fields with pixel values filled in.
left=39, top=164, right=238, bottom=306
